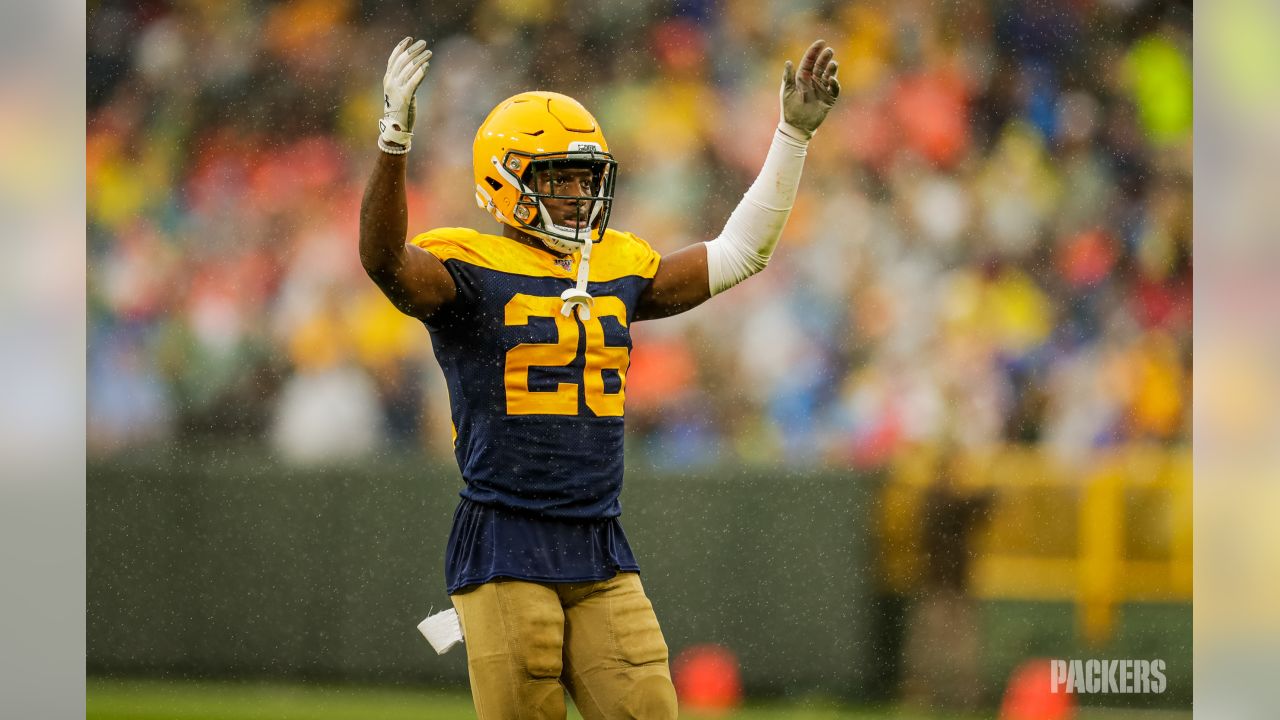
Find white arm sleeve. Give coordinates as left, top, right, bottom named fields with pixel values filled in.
left=704, top=121, right=811, bottom=295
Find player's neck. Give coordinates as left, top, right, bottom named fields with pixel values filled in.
left=502, top=224, right=571, bottom=257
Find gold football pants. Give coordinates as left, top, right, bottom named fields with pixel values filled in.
left=450, top=571, right=678, bottom=720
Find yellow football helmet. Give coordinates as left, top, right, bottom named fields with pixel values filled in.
left=472, top=91, right=617, bottom=254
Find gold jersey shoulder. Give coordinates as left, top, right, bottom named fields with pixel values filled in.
left=412, top=227, right=660, bottom=282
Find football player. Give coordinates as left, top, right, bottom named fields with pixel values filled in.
left=360, top=35, right=839, bottom=720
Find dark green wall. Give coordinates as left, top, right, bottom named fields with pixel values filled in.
left=88, top=448, right=1191, bottom=708
left=87, top=449, right=878, bottom=696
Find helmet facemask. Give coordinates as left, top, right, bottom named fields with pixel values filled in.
left=490, top=148, right=617, bottom=254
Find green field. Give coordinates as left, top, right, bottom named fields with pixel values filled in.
left=87, top=679, right=1191, bottom=720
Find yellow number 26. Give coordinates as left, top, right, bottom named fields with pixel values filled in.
left=503, top=294, right=629, bottom=417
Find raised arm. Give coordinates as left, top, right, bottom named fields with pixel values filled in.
left=636, top=39, right=841, bottom=321
left=359, top=37, right=456, bottom=320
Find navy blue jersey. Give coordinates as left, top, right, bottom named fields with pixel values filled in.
left=443, top=497, right=639, bottom=594
left=413, top=227, right=660, bottom=592
left=415, top=226, right=660, bottom=518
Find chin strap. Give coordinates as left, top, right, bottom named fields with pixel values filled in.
left=560, top=232, right=594, bottom=320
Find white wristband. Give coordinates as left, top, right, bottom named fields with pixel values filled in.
left=378, top=137, right=411, bottom=155
left=378, top=116, right=414, bottom=152
left=704, top=123, right=809, bottom=295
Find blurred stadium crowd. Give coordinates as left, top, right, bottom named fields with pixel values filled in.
left=87, top=0, right=1191, bottom=469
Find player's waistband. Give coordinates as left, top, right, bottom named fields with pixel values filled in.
left=444, top=497, right=639, bottom=594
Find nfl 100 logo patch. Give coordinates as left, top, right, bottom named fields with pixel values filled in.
left=555, top=257, right=573, bottom=271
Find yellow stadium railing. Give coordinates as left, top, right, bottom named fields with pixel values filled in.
left=878, top=445, right=1192, bottom=646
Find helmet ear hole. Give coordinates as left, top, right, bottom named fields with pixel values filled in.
left=485, top=176, right=503, bottom=191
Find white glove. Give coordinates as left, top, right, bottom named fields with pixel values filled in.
left=379, top=37, right=432, bottom=154
left=780, top=39, right=840, bottom=139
